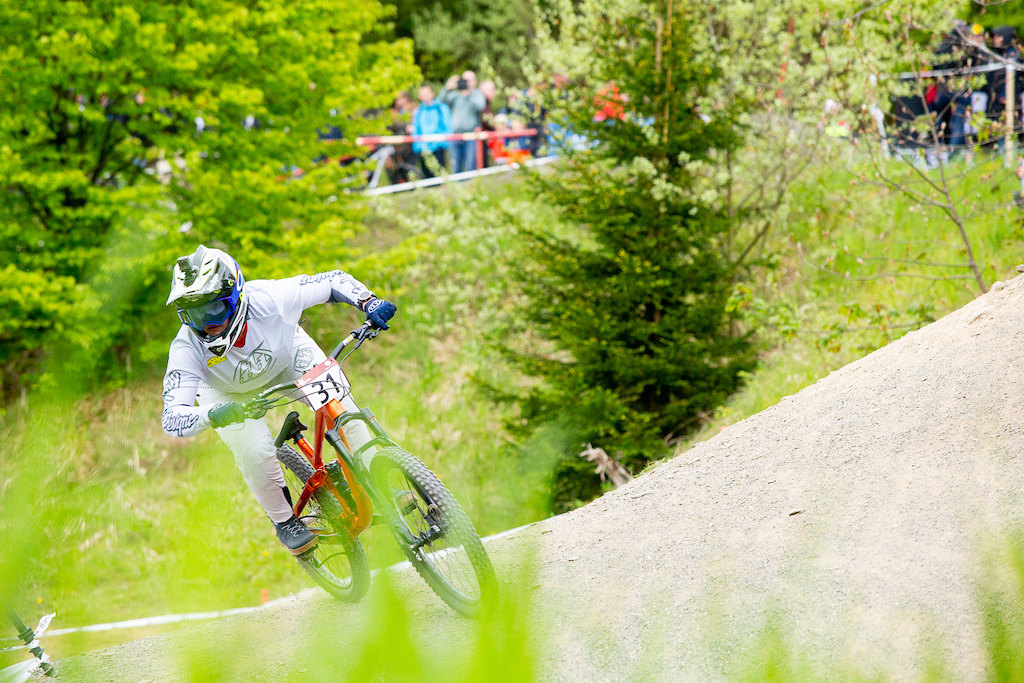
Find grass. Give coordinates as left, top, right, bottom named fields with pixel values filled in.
left=672, top=150, right=1024, bottom=454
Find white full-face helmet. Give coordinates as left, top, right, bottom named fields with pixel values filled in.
left=167, top=245, right=248, bottom=357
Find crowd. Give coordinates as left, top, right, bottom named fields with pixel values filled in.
left=894, top=21, right=1023, bottom=152
left=383, top=70, right=551, bottom=184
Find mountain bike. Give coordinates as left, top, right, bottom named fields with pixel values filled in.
left=241, top=322, right=497, bottom=617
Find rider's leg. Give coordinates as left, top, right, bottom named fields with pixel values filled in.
left=218, top=419, right=292, bottom=522
left=197, top=385, right=292, bottom=524
left=292, top=328, right=377, bottom=464
left=338, top=389, right=378, bottom=466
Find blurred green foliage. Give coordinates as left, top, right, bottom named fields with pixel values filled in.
left=386, top=0, right=537, bottom=86
left=411, top=0, right=537, bottom=86
left=979, top=532, right=1024, bottom=681
left=0, top=0, right=419, bottom=396
left=962, top=1, right=1024, bottom=40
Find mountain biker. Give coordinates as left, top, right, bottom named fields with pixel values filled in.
left=160, top=245, right=396, bottom=555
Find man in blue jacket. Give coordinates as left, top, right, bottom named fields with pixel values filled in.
left=412, top=85, right=451, bottom=177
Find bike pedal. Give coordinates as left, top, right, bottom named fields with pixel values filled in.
left=300, top=516, right=327, bottom=534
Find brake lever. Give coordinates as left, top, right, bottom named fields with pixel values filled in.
left=245, top=399, right=269, bottom=420
left=353, top=324, right=380, bottom=350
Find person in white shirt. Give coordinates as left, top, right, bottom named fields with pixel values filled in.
left=161, top=245, right=396, bottom=554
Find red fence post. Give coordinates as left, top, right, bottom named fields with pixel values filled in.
left=476, top=138, right=484, bottom=170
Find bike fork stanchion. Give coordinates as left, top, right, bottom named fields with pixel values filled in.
left=5, top=607, right=56, bottom=677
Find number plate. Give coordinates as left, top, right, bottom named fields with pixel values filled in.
left=295, top=357, right=346, bottom=411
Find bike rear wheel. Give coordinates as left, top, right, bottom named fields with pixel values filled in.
left=370, top=446, right=497, bottom=617
left=276, top=445, right=371, bottom=602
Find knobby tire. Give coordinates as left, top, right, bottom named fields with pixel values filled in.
left=276, top=445, right=371, bottom=603
left=371, top=446, right=498, bottom=617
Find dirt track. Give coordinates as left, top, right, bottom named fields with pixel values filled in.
left=58, top=274, right=1024, bottom=681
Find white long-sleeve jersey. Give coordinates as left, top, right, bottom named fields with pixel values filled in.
left=161, top=270, right=372, bottom=437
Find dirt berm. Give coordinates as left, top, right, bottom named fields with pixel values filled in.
left=60, top=275, right=1024, bottom=681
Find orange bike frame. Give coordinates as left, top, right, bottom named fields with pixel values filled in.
left=291, top=398, right=373, bottom=538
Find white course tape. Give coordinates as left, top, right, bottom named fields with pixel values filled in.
left=4, top=516, right=548, bottom=641
left=363, top=155, right=558, bottom=196
left=0, top=657, right=42, bottom=683
left=32, top=601, right=298, bottom=638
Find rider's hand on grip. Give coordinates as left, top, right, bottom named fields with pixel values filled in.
left=363, top=297, right=397, bottom=330
left=208, top=401, right=246, bottom=428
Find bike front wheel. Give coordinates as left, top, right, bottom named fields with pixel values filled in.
left=277, top=445, right=371, bottom=603
left=370, top=446, right=498, bottom=617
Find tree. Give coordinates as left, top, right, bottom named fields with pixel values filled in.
left=803, top=1, right=1016, bottom=302
left=500, top=0, right=759, bottom=510
left=0, top=0, right=418, bottom=394
left=409, top=0, right=537, bottom=86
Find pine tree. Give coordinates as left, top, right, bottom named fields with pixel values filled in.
left=505, top=2, right=758, bottom=510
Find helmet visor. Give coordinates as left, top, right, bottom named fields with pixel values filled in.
left=176, top=291, right=237, bottom=337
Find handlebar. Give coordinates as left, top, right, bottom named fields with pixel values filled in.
left=328, top=320, right=379, bottom=359
left=241, top=320, right=383, bottom=420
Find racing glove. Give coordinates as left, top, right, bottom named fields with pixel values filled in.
left=363, top=297, right=397, bottom=330
left=208, top=401, right=247, bottom=428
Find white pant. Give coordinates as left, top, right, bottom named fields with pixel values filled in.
left=198, top=328, right=376, bottom=523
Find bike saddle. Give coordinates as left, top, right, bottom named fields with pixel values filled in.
left=274, top=411, right=308, bottom=448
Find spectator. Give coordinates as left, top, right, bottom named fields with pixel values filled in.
left=925, top=21, right=981, bottom=150
left=986, top=26, right=1022, bottom=123
left=479, top=79, right=497, bottom=167
left=488, top=114, right=530, bottom=165
left=387, top=91, right=417, bottom=183
left=412, top=85, right=451, bottom=178
left=502, top=85, right=547, bottom=156
left=479, top=79, right=497, bottom=119
left=962, top=24, right=990, bottom=144
left=544, top=72, right=588, bottom=152
left=441, top=71, right=486, bottom=173
left=927, top=82, right=968, bottom=149
left=1015, top=156, right=1024, bottom=208
left=508, top=118, right=534, bottom=155
left=594, top=82, right=627, bottom=123
left=521, top=85, right=547, bottom=156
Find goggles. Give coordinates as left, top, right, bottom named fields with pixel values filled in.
left=176, top=291, right=236, bottom=337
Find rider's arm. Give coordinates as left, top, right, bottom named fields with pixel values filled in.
left=287, top=270, right=375, bottom=313
left=161, top=369, right=210, bottom=437
left=161, top=341, right=211, bottom=438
